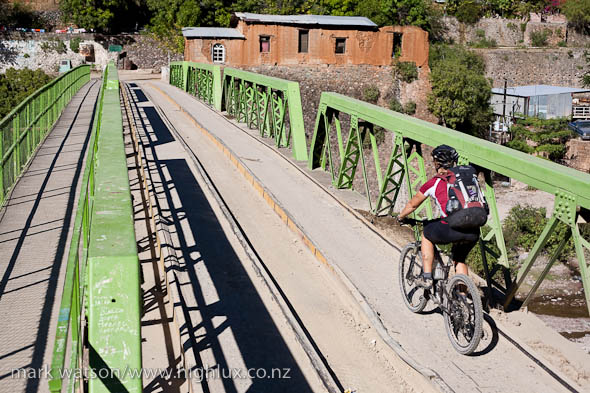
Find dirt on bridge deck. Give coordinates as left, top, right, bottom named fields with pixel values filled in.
left=131, top=77, right=590, bottom=393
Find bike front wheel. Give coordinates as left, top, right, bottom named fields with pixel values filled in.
left=398, top=243, right=428, bottom=313
left=443, top=274, right=483, bottom=355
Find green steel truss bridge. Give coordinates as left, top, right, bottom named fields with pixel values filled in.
left=0, top=62, right=589, bottom=393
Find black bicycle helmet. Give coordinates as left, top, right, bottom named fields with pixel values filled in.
left=432, top=145, right=459, bottom=169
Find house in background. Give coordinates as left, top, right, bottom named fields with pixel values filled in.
left=183, top=12, right=429, bottom=67
left=491, top=85, right=590, bottom=120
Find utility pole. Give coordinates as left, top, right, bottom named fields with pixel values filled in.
left=502, top=78, right=507, bottom=128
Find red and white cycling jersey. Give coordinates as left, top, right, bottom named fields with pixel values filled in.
left=419, top=177, right=449, bottom=217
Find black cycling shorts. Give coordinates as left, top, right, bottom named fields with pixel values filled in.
left=423, top=219, right=479, bottom=263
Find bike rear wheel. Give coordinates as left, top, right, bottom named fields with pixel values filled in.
left=398, top=243, right=428, bottom=313
left=443, top=274, right=483, bottom=355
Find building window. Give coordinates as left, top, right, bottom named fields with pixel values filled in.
left=392, top=33, right=403, bottom=57
left=212, top=43, right=225, bottom=63
left=335, top=38, right=346, bottom=54
left=298, top=30, right=309, bottom=53
left=260, top=36, right=270, bottom=53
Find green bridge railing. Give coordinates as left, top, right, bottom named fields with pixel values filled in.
left=222, top=67, right=308, bottom=161
left=169, top=63, right=590, bottom=313
left=0, top=65, right=90, bottom=206
left=308, top=92, right=590, bottom=314
left=170, top=61, right=222, bottom=110
left=49, top=63, right=141, bottom=393
left=169, top=62, right=308, bottom=161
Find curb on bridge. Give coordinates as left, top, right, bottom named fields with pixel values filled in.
left=148, top=82, right=455, bottom=393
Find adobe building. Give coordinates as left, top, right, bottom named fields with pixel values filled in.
left=183, top=13, right=429, bottom=67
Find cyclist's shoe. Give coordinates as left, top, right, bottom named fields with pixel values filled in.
left=414, top=275, right=433, bottom=290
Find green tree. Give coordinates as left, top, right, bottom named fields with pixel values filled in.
left=354, top=0, right=444, bottom=39
left=427, top=44, right=493, bottom=137
left=60, top=0, right=148, bottom=32
left=562, top=0, right=590, bottom=33
left=0, top=68, right=52, bottom=120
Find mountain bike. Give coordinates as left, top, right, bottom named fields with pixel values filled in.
left=398, top=218, right=483, bottom=355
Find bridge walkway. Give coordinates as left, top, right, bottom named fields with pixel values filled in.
left=0, top=80, right=100, bottom=393
left=139, top=79, right=590, bottom=393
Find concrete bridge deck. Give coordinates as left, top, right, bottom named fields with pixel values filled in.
left=1, top=74, right=589, bottom=393
left=136, top=79, right=590, bottom=393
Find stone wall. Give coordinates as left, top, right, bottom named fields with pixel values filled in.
left=442, top=16, right=585, bottom=47
left=241, top=64, right=434, bottom=208
left=565, top=140, right=590, bottom=173
left=477, top=48, right=587, bottom=88
left=443, top=16, right=525, bottom=47
left=242, top=64, right=433, bottom=137
left=0, top=33, right=181, bottom=74
left=0, top=34, right=112, bottom=74
left=110, top=35, right=182, bottom=71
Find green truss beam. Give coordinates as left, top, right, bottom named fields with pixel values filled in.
left=169, top=61, right=222, bottom=110
left=309, top=92, right=590, bottom=315
left=310, top=92, right=590, bottom=209
left=222, top=67, right=308, bottom=161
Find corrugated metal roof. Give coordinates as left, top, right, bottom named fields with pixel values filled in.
left=491, top=85, right=590, bottom=97
left=233, top=12, right=377, bottom=27
left=182, top=27, right=245, bottom=38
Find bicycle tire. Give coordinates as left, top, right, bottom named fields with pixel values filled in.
left=443, top=274, right=483, bottom=355
left=398, top=243, right=428, bottom=313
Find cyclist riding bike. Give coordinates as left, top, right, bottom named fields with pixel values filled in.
left=397, top=145, right=487, bottom=290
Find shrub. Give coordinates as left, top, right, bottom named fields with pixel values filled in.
left=530, top=30, right=549, bottom=47
left=40, top=38, right=67, bottom=54
left=506, top=138, right=535, bottom=154
left=23, top=53, right=30, bottom=58
left=507, top=118, right=574, bottom=162
left=389, top=98, right=403, bottom=113
left=363, top=126, right=386, bottom=148
left=393, top=60, right=418, bottom=83
left=40, top=41, right=51, bottom=53
left=536, top=143, right=566, bottom=161
left=403, top=101, right=416, bottom=115
left=470, top=37, right=498, bottom=48
left=55, top=40, right=67, bottom=54
left=362, top=85, right=380, bottom=104
left=427, top=44, right=492, bottom=137
left=520, top=23, right=527, bottom=33
left=70, top=37, right=81, bottom=53
left=562, top=0, right=590, bottom=33
left=502, top=205, right=584, bottom=262
left=455, top=1, right=482, bottom=24
left=0, top=68, right=53, bottom=119
left=465, top=226, right=506, bottom=283
left=558, top=40, right=567, bottom=47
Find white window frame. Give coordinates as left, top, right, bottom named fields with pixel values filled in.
left=212, top=43, right=225, bottom=64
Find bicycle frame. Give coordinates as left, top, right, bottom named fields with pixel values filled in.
left=409, top=240, right=453, bottom=313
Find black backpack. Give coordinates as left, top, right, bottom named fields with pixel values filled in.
left=437, top=165, right=488, bottom=230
